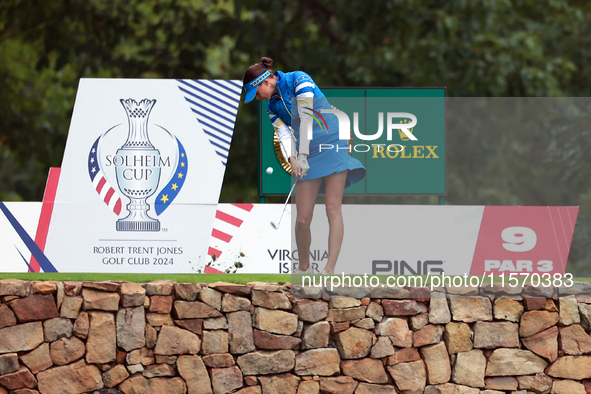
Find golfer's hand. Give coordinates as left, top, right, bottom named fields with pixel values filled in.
left=290, top=155, right=309, bottom=178
left=297, top=155, right=310, bottom=176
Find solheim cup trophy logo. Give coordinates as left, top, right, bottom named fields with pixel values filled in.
left=88, top=98, right=188, bottom=232
left=116, top=99, right=161, bottom=231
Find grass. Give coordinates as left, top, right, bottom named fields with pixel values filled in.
left=0, top=273, right=291, bottom=284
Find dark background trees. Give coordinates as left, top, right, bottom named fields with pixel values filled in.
left=1, top=0, right=591, bottom=273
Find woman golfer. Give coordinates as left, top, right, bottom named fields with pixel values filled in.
left=242, top=57, right=366, bottom=274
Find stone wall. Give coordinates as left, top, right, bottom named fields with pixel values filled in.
left=1, top=279, right=591, bottom=394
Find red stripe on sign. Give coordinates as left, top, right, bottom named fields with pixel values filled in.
left=205, top=265, right=223, bottom=274
left=212, top=228, right=233, bottom=243
left=96, top=177, right=106, bottom=193
left=114, top=199, right=122, bottom=215
left=208, top=246, right=222, bottom=258
left=232, top=203, right=254, bottom=212
left=215, top=210, right=243, bottom=227
left=104, top=188, right=115, bottom=205
left=30, top=167, right=61, bottom=273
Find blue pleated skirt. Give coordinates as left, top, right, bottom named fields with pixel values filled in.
left=297, top=131, right=366, bottom=194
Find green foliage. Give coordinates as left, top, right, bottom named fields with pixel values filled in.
left=0, top=37, right=77, bottom=199
left=2, top=0, right=591, bottom=272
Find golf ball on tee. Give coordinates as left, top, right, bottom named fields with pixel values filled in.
left=266, top=167, right=273, bottom=174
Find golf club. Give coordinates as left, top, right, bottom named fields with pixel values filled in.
left=271, top=177, right=299, bottom=229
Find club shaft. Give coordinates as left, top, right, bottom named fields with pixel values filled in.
left=275, top=178, right=298, bottom=227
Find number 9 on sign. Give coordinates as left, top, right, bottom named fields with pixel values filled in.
left=501, top=226, right=537, bottom=252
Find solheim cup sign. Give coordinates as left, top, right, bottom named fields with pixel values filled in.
left=40, top=79, right=242, bottom=273
left=89, top=98, right=187, bottom=232
left=112, top=99, right=165, bottom=232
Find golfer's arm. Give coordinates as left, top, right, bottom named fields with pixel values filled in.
left=296, top=96, right=313, bottom=156
left=268, top=106, right=295, bottom=160
left=275, top=122, right=295, bottom=160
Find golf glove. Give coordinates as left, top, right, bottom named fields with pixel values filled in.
left=296, top=155, right=310, bottom=174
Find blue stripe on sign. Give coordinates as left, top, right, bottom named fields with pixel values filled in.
left=194, top=87, right=239, bottom=115
left=178, top=79, right=241, bottom=167
left=181, top=84, right=239, bottom=124
left=208, top=139, right=230, bottom=152
left=188, top=107, right=232, bottom=135
left=203, top=130, right=231, bottom=146
left=195, top=80, right=240, bottom=105
left=182, top=96, right=236, bottom=131
left=177, top=79, right=191, bottom=86
left=181, top=79, right=241, bottom=108
left=195, top=111, right=234, bottom=137
left=187, top=94, right=236, bottom=125
left=200, top=122, right=233, bottom=141
left=15, top=246, right=34, bottom=272
left=178, top=79, right=198, bottom=91
left=194, top=96, right=237, bottom=121
left=179, top=87, right=237, bottom=120
left=0, top=202, right=58, bottom=273
left=210, top=80, right=243, bottom=97
left=224, top=79, right=242, bottom=91
left=193, top=103, right=235, bottom=129
left=178, top=85, right=200, bottom=101
left=183, top=98, right=235, bottom=127
left=196, top=80, right=241, bottom=106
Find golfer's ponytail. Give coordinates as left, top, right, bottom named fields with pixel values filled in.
left=261, top=57, right=273, bottom=69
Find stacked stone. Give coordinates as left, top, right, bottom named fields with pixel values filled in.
left=2, top=279, right=591, bottom=393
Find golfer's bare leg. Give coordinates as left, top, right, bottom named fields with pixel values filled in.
left=322, top=170, right=348, bottom=274
left=295, top=178, right=322, bottom=271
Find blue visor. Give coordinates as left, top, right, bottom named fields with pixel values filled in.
left=244, top=70, right=271, bottom=103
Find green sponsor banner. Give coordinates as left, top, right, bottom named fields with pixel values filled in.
left=260, top=88, right=445, bottom=195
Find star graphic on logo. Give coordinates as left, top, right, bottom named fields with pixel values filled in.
left=160, top=194, right=169, bottom=204
left=171, top=183, right=178, bottom=191
left=178, top=172, right=184, bottom=179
